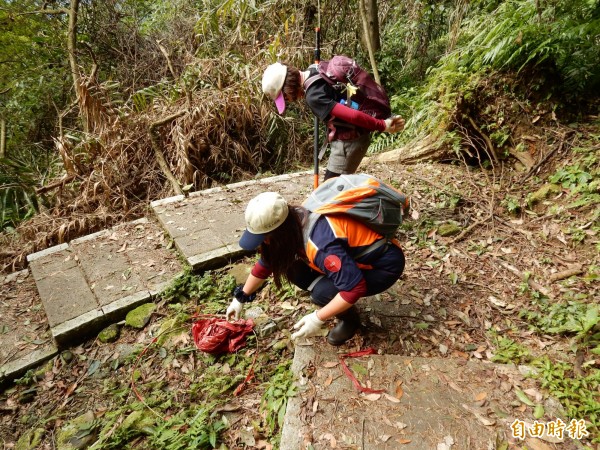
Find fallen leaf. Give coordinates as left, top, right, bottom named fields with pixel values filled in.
left=380, top=435, right=391, bottom=442
left=475, top=392, right=487, bottom=402
left=525, top=437, right=553, bottom=450
left=324, top=375, right=333, bottom=386
left=515, top=388, right=535, bottom=406
left=534, top=404, right=545, bottom=419
left=448, top=381, right=463, bottom=393
left=322, top=361, right=338, bottom=368
left=363, top=393, right=381, bottom=401
left=395, top=380, right=404, bottom=399
left=461, top=404, right=496, bottom=426
left=383, top=393, right=401, bottom=403
left=524, top=388, right=542, bottom=402
left=321, top=433, right=337, bottom=448
left=64, top=382, right=78, bottom=397
left=397, top=439, right=412, bottom=444
left=116, top=242, right=128, bottom=253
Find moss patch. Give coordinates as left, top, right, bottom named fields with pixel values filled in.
left=98, top=324, right=120, bottom=343
left=15, top=428, right=45, bottom=450
left=125, top=303, right=156, bottom=329
left=527, top=183, right=561, bottom=207
left=438, top=222, right=462, bottom=237
left=56, top=411, right=97, bottom=450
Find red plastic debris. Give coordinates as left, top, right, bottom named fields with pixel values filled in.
left=192, top=316, right=254, bottom=355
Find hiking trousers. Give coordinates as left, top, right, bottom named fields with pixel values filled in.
left=327, top=133, right=371, bottom=174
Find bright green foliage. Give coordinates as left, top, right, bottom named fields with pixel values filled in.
left=535, top=357, right=600, bottom=443
left=458, top=0, right=600, bottom=95
left=378, top=0, right=458, bottom=91
left=549, top=159, right=597, bottom=194
left=489, top=332, right=532, bottom=364
left=375, top=0, right=600, bottom=151
left=84, top=267, right=295, bottom=448
left=0, top=1, right=68, bottom=230
left=521, top=291, right=599, bottom=338
left=502, top=195, right=521, bottom=214
left=161, top=267, right=236, bottom=312
left=146, top=404, right=227, bottom=449
left=260, top=361, right=296, bottom=438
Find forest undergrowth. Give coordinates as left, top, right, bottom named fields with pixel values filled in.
left=1, top=112, right=599, bottom=447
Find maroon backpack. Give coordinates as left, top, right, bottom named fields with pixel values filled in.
left=305, top=55, right=392, bottom=120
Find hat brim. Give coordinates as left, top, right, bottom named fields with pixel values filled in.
left=239, top=229, right=268, bottom=250
left=274, top=91, right=286, bottom=114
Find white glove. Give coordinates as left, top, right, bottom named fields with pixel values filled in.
left=226, top=298, right=243, bottom=321
left=384, top=116, right=405, bottom=133
left=291, top=311, right=325, bottom=341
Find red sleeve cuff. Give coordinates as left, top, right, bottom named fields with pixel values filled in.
left=331, top=103, right=386, bottom=132
left=339, top=278, right=368, bottom=304
left=251, top=261, right=272, bottom=279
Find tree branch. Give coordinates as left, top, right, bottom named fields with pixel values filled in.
left=35, top=175, right=76, bottom=194
left=149, top=112, right=186, bottom=196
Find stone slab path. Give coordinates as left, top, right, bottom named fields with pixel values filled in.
left=0, top=269, right=57, bottom=384
left=151, top=172, right=312, bottom=269
left=1, top=172, right=313, bottom=383
left=282, top=343, right=506, bottom=450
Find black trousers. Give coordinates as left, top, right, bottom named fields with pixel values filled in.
left=288, top=245, right=405, bottom=307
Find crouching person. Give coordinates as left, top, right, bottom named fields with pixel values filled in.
left=226, top=191, right=405, bottom=346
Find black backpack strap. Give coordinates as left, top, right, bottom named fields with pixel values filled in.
left=304, top=73, right=322, bottom=91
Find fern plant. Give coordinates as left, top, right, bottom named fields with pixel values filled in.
left=458, top=0, right=600, bottom=95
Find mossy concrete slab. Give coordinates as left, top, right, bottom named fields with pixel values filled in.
left=281, top=344, right=504, bottom=450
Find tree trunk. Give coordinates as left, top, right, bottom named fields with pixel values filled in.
left=358, top=0, right=381, bottom=85
left=149, top=112, right=186, bottom=196
left=364, top=0, right=380, bottom=53
left=0, top=117, right=5, bottom=158
left=361, top=135, right=452, bottom=165
left=67, top=0, right=81, bottom=97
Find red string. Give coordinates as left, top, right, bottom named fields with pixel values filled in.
left=339, top=347, right=384, bottom=394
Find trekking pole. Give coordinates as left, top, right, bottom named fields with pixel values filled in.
left=313, top=2, right=321, bottom=189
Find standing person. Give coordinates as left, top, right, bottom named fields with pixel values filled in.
left=261, top=62, right=405, bottom=181
left=226, top=191, right=405, bottom=346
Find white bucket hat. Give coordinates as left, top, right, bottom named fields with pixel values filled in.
left=239, top=192, right=289, bottom=250
left=262, top=63, right=287, bottom=114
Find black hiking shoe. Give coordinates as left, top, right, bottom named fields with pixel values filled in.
left=327, top=306, right=360, bottom=346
